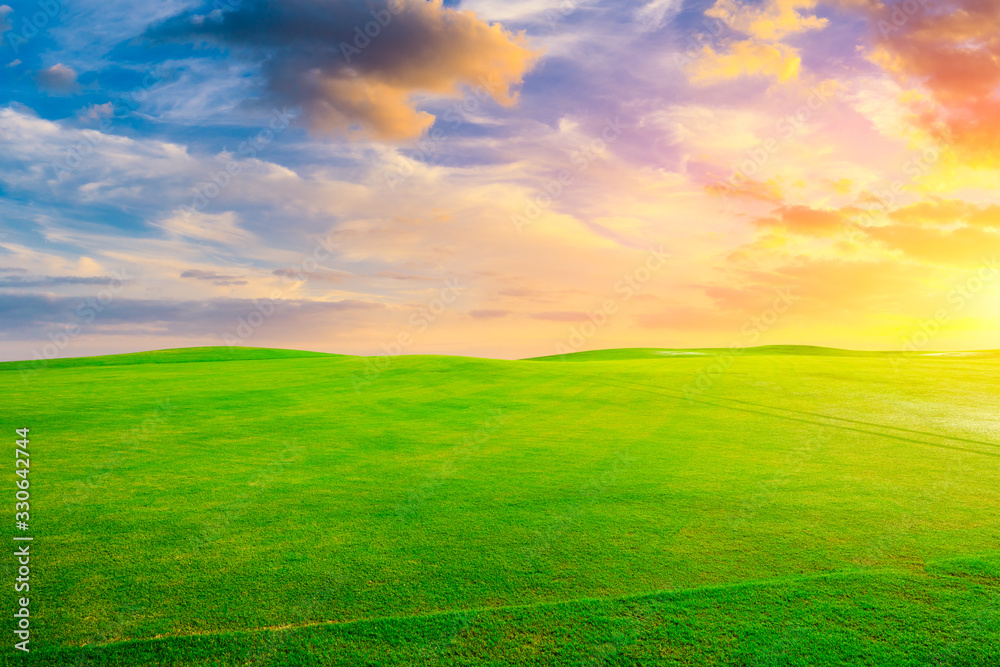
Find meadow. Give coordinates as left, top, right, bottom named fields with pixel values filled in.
left=2, top=346, right=998, bottom=665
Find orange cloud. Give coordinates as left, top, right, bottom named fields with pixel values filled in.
left=967, top=205, right=1000, bottom=229
left=864, top=224, right=1000, bottom=267
left=754, top=205, right=848, bottom=236
left=707, top=176, right=785, bottom=203
left=742, top=198, right=1000, bottom=268
left=887, top=199, right=975, bottom=226
left=884, top=200, right=1000, bottom=229
left=859, top=0, right=1000, bottom=166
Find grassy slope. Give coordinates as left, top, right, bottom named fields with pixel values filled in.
left=526, top=345, right=1000, bottom=362
left=3, top=346, right=999, bottom=665
left=4, top=346, right=340, bottom=370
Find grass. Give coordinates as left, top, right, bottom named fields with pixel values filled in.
left=26, top=556, right=1000, bottom=666
left=525, top=345, right=1000, bottom=361
left=9, top=345, right=339, bottom=370
left=3, top=345, right=998, bottom=665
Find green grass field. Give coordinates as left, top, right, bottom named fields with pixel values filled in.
left=3, top=346, right=999, bottom=665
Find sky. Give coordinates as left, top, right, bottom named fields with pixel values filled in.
left=1, top=0, right=999, bottom=361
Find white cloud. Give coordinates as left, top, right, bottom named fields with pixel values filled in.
left=154, top=210, right=254, bottom=246
left=459, top=0, right=587, bottom=25
left=0, top=5, right=12, bottom=34
left=635, top=0, right=684, bottom=32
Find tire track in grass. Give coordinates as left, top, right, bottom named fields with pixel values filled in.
left=580, top=375, right=1000, bottom=460
left=635, top=375, right=1000, bottom=450
left=44, top=555, right=1000, bottom=654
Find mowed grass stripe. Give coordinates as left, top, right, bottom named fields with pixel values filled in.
left=26, top=555, right=1000, bottom=666
left=52, top=553, right=1000, bottom=645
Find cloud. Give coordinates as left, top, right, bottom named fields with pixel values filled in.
left=0, top=275, right=115, bottom=288
left=706, top=177, right=784, bottom=204
left=685, top=0, right=827, bottom=85
left=469, top=309, right=509, bottom=319
left=706, top=0, right=827, bottom=41
left=743, top=198, right=1000, bottom=268
left=272, top=268, right=352, bottom=284
left=36, top=64, right=80, bottom=94
left=635, top=0, right=683, bottom=32
left=857, top=0, right=1000, bottom=166
left=81, top=102, right=115, bottom=120
left=758, top=258, right=928, bottom=312
left=146, top=0, right=541, bottom=141
left=155, top=211, right=253, bottom=246
left=0, top=5, right=11, bottom=34
left=180, top=269, right=248, bottom=286
left=879, top=200, right=1000, bottom=229
left=863, top=224, right=1000, bottom=267
left=754, top=205, right=848, bottom=236
left=967, top=205, right=1000, bottom=229
left=457, top=0, right=581, bottom=25
left=530, top=311, right=590, bottom=322
left=180, top=269, right=238, bottom=280
left=0, top=293, right=385, bottom=339
left=886, top=199, right=975, bottom=226
left=375, top=271, right=434, bottom=282
left=687, top=40, right=802, bottom=85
